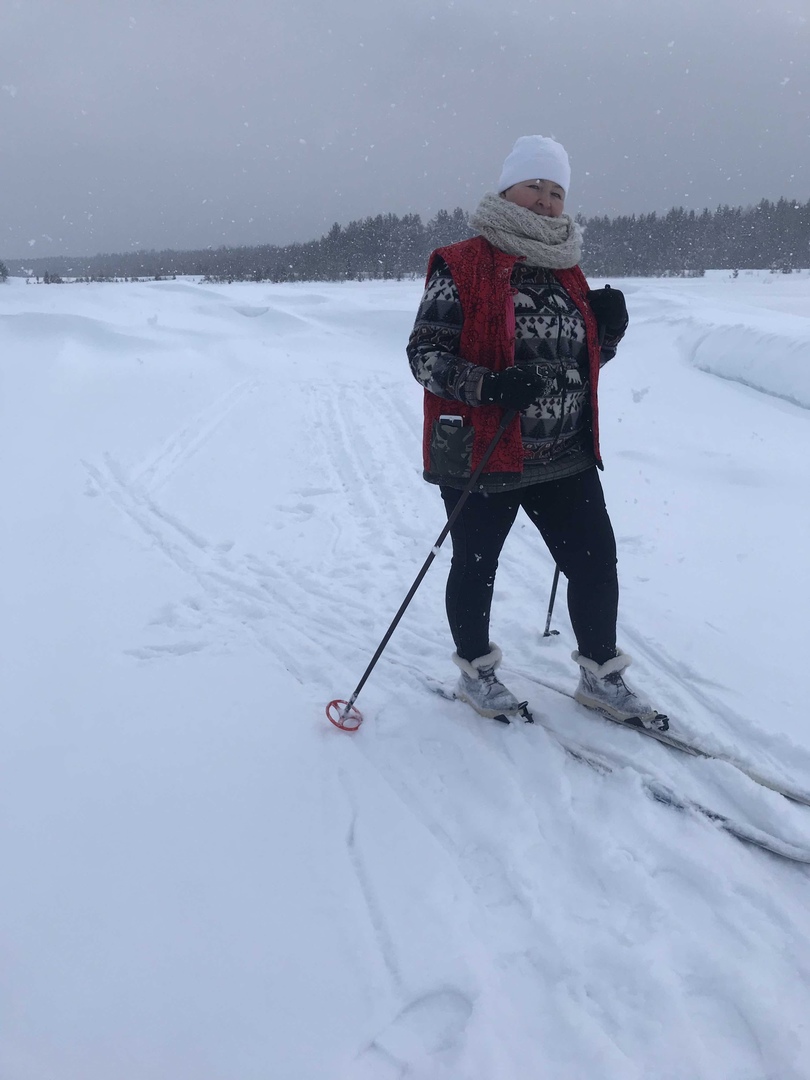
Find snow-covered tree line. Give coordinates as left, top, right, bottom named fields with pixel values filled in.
left=582, top=198, right=810, bottom=276
left=5, top=197, right=810, bottom=283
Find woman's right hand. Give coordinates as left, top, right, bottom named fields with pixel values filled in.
left=480, top=367, right=545, bottom=410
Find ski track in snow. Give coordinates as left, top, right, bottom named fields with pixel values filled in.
left=84, top=366, right=445, bottom=693
left=84, top=453, right=287, bottom=663
left=130, top=378, right=260, bottom=494
left=337, top=768, right=477, bottom=1078
left=6, top=275, right=810, bottom=1079
left=350, top=696, right=810, bottom=1079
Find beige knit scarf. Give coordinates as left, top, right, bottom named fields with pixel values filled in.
left=469, top=192, right=583, bottom=269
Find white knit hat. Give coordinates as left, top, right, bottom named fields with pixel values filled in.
left=497, top=136, right=571, bottom=195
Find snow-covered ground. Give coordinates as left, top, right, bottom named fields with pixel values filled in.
left=2, top=269, right=810, bottom=1080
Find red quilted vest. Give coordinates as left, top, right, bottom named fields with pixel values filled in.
left=421, top=235, right=603, bottom=478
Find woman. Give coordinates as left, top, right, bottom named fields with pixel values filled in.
left=407, top=135, right=666, bottom=730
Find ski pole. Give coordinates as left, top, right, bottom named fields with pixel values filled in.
left=327, top=409, right=518, bottom=730
left=540, top=310, right=607, bottom=638
left=542, top=565, right=561, bottom=637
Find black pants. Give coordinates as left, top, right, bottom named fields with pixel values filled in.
left=440, top=468, right=618, bottom=665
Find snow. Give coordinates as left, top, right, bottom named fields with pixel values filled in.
left=2, top=270, right=810, bottom=1079
left=641, top=270, right=810, bottom=409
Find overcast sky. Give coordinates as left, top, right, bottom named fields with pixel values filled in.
left=2, top=0, right=809, bottom=259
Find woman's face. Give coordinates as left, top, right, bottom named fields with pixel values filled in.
left=502, top=179, right=565, bottom=217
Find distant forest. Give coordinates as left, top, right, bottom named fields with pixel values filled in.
left=4, top=197, right=809, bottom=284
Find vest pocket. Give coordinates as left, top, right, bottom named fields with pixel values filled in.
left=430, top=419, right=474, bottom=478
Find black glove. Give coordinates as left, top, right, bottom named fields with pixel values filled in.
left=587, top=286, right=628, bottom=337
left=480, top=367, right=545, bottom=410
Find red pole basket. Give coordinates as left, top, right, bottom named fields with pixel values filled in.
left=326, top=699, right=364, bottom=732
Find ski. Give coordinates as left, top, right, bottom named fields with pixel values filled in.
left=424, top=677, right=810, bottom=865
left=563, top=739, right=810, bottom=864
left=508, top=668, right=810, bottom=808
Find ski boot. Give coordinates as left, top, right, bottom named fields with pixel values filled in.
left=452, top=644, right=528, bottom=723
left=572, top=649, right=668, bottom=732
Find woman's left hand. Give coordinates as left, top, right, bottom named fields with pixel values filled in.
left=587, top=286, right=628, bottom=335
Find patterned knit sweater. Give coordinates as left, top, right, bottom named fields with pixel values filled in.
left=407, top=257, right=624, bottom=490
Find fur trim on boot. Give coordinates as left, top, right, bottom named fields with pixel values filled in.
left=571, top=649, right=632, bottom=678
left=452, top=644, right=503, bottom=679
